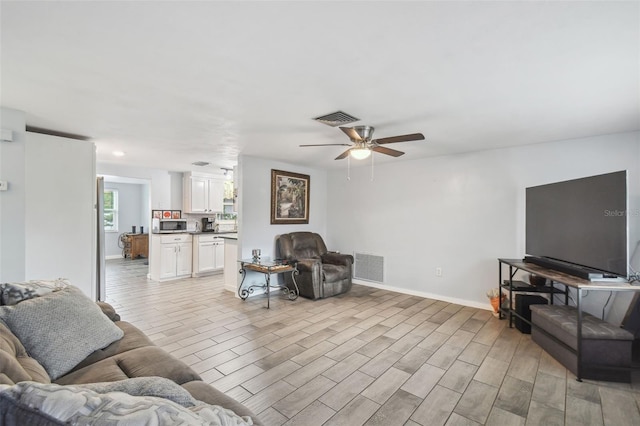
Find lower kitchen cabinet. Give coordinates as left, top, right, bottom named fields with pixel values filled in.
left=150, top=234, right=193, bottom=281
left=192, top=234, right=224, bottom=277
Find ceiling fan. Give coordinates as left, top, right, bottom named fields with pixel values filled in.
left=300, top=125, right=425, bottom=160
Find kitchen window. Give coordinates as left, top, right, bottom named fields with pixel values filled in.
left=104, top=189, right=119, bottom=232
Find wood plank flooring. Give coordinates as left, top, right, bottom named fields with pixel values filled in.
left=105, top=258, right=640, bottom=425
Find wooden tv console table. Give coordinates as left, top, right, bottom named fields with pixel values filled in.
left=498, top=258, right=640, bottom=382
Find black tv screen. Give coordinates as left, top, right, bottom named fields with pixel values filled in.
left=526, top=171, right=628, bottom=278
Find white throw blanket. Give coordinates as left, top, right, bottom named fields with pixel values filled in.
left=0, top=378, right=253, bottom=426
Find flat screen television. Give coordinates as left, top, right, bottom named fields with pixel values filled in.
left=525, top=171, right=628, bottom=279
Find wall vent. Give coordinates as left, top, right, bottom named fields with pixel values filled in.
left=354, top=252, right=384, bottom=283
left=313, top=111, right=359, bottom=127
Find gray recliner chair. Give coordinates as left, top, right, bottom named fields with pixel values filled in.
left=276, top=232, right=353, bottom=300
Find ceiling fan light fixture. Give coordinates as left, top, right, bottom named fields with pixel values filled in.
left=221, top=168, right=233, bottom=180
left=350, top=148, right=371, bottom=160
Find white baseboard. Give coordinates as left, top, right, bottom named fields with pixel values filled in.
left=352, top=279, right=492, bottom=312
left=105, top=255, right=124, bottom=260
left=225, top=284, right=239, bottom=297
left=192, top=270, right=223, bottom=278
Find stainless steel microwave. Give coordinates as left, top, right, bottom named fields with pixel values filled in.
left=153, top=219, right=188, bottom=233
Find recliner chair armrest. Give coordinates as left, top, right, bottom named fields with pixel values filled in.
left=321, top=252, right=354, bottom=266
left=295, top=258, right=322, bottom=273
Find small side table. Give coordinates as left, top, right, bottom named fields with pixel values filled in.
left=123, top=233, right=148, bottom=259
left=238, top=259, right=299, bottom=308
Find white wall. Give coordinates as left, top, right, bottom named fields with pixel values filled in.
left=170, top=172, right=183, bottom=210
left=1, top=107, right=97, bottom=297
left=0, top=107, right=26, bottom=281
left=24, top=132, right=96, bottom=298
left=238, top=155, right=328, bottom=262
left=104, top=182, right=148, bottom=258
left=326, top=132, right=640, bottom=322
left=236, top=155, right=327, bottom=292
left=96, top=163, right=172, bottom=211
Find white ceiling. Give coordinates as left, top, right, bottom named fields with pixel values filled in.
left=1, top=1, right=638, bottom=173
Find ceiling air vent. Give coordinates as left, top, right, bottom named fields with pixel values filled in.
left=313, top=111, right=359, bottom=127
left=192, top=161, right=210, bottom=166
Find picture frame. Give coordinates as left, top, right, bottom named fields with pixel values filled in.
left=271, top=169, right=310, bottom=224
left=153, top=210, right=182, bottom=219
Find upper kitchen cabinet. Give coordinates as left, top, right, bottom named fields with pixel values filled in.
left=183, top=172, right=224, bottom=213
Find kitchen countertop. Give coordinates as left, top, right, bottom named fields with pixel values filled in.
left=189, top=231, right=238, bottom=239
left=152, top=231, right=237, bottom=239
left=216, top=233, right=237, bottom=240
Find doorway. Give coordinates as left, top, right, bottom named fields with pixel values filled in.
left=98, top=175, right=151, bottom=300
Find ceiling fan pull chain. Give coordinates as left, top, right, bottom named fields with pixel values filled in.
left=347, top=155, right=351, bottom=180
left=371, top=151, right=375, bottom=181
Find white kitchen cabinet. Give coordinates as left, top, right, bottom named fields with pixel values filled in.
left=198, top=241, right=216, bottom=272
left=192, top=234, right=224, bottom=277
left=214, top=240, right=225, bottom=270
left=223, top=236, right=238, bottom=294
left=190, top=176, right=208, bottom=213
left=184, top=172, right=224, bottom=213
left=159, top=244, right=178, bottom=280
left=175, top=241, right=193, bottom=277
left=150, top=234, right=192, bottom=281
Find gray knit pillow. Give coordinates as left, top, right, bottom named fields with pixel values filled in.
left=0, top=285, right=124, bottom=380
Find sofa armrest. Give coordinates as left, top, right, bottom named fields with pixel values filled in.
left=321, top=252, right=354, bottom=267
left=294, top=258, right=322, bottom=273
left=97, top=301, right=121, bottom=322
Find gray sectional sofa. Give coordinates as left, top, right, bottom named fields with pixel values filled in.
left=0, top=280, right=262, bottom=425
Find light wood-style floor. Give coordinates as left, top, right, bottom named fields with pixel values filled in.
left=105, top=258, right=640, bottom=426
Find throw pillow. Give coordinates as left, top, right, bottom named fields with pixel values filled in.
left=0, top=278, right=69, bottom=305
left=0, top=286, right=124, bottom=380
left=0, top=381, right=254, bottom=426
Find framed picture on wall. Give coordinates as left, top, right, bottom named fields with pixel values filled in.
left=171, top=210, right=181, bottom=219
left=152, top=210, right=162, bottom=219
left=271, top=169, right=310, bottom=224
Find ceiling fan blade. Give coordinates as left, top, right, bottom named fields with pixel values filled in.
left=339, top=127, right=362, bottom=141
left=299, top=143, right=352, bottom=147
left=373, top=133, right=425, bottom=145
left=335, top=149, right=351, bottom=160
left=372, top=146, right=405, bottom=157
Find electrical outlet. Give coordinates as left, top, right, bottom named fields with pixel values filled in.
left=435, top=267, right=443, bottom=277
left=0, top=181, right=8, bottom=191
